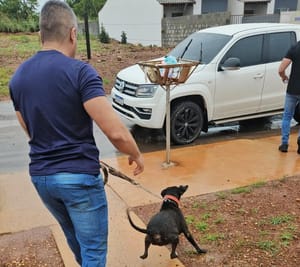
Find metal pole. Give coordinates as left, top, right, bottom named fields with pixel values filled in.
left=165, top=84, right=171, bottom=165
left=84, top=12, right=91, bottom=60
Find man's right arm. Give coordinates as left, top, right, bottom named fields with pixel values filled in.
left=15, top=111, right=30, bottom=139
left=278, top=57, right=292, bottom=82
left=83, top=96, right=144, bottom=176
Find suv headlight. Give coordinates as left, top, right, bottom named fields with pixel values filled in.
left=135, top=84, right=158, bottom=98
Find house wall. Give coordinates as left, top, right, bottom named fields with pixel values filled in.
left=228, top=0, right=244, bottom=15
left=98, top=0, right=162, bottom=46
left=161, top=12, right=231, bottom=47
left=193, top=0, right=279, bottom=15
left=227, top=0, right=276, bottom=15
left=280, top=10, right=300, bottom=23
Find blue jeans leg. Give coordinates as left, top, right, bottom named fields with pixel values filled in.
left=281, top=93, right=300, bottom=145
left=31, top=173, right=108, bottom=267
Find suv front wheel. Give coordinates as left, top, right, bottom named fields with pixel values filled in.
left=170, top=101, right=203, bottom=145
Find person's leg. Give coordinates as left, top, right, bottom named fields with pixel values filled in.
left=66, top=174, right=108, bottom=267
left=296, top=95, right=300, bottom=154
left=280, top=93, right=298, bottom=151
left=44, top=173, right=108, bottom=267
left=32, top=173, right=108, bottom=266
left=31, top=175, right=82, bottom=265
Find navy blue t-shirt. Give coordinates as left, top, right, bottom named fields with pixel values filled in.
left=9, top=50, right=105, bottom=176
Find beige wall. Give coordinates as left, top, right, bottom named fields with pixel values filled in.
left=98, top=0, right=163, bottom=46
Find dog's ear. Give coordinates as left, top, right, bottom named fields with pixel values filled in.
left=161, top=188, right=167, bottom=197
left=161, top=186, right=175, bottom=197
left=179, top=185, right=188, bottom=195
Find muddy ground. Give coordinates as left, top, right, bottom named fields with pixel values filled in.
left=134, top=176, right=300, bottom=267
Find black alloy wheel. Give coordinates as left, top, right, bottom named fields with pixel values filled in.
left=170, top=101, right=203, bottom=145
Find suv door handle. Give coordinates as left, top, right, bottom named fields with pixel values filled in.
left=254, top=73, right=264, bottom=79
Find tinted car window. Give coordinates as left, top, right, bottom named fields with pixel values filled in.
left=265, top=32, right=297, bottom=63
left=169, top=32, right=232, bottom=64
left=221, top=35, right=264, bottom=67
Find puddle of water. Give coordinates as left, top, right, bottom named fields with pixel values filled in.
left=130, top=115, right=290, bottom=151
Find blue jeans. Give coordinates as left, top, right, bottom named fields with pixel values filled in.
left=281, top=93, right=300, bottom=145
left=31, top=173, right=108, bottom=267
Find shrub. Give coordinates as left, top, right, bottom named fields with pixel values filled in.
left=99, top=24, right=110, bottom=43
left=121, top=31, right=127, bottom=44
left=0, top=12, right=39, bottom=33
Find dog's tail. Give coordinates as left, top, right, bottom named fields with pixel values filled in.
left=126, top=208, right=148, bottom=234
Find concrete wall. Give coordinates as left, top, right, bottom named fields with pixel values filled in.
left=78, top=21, right=99, bottom=36
left=280, top=10, right=300, bottom=24
left=161, top=12, right=231, bottom=47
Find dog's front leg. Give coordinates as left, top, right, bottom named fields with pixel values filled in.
left=140, top=236, right=151, bottom=259
left=183, top=230, right=207, bottom=254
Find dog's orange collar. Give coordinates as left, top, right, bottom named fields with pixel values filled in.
left=164, top=195, right=180, bottom=206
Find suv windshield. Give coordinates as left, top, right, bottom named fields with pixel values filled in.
left=169, top=32, right=232, bottom=64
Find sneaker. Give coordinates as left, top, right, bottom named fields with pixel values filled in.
left=297, top=138, right=300, bottom=154
left=278, top=144, right=288, bottom=152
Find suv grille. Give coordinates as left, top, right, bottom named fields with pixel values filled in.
left=114, top=77, right=138, bottom=97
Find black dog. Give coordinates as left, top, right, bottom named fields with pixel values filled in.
left=127, top=185, right=207, bottom=259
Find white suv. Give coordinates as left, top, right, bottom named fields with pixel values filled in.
left=111, top=23, right=300, bottom=145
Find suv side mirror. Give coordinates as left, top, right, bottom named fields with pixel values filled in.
left=220, top=57, right=241, bottom=71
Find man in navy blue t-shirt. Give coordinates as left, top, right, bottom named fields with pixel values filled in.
left=9, top=1, right=144, bottom=266
left=278, top=41, right=300, bottom=154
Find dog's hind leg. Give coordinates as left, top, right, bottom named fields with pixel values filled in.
left=183, top=230, right=207, bottom=254
left=140, top=236, right=151, bottom=259
left=170, top=238, right=179, bottom=259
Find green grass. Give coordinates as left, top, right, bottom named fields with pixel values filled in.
left=76, top=34, right=103, bottom=55
left=201, top=213, right=211, bottom=220
left=204, top=233, right=225, bottom=242
left=213, top=216, right=225, bottom=224
left=230, top=180, right=266, bottom=195
left=270, top=214, right=294, bottom=225
left=215, top=191, right=228, bottom=199
left=231, top=186, right=252, bottom=194
left=257, top=240, right=278, bottom=254
left=0, top=33, right=108, bottom=98
left=185, top=215, right=195, bottom=225
left=0, top=33, right=40, bottom=57
left=195, top=221, right=208, bottom=232
left=256, top=214, right=297, bottom=254
left=251, top=180, right=266, bottom=188
left=0, top=67, right=14, bottom=97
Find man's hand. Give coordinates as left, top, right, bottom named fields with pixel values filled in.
left=278, top=57, right=292, bottom=83
left=128, top=155, right=144, bottom=176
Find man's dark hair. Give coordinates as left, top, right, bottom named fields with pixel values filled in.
left=39, top=0, right=78, bottom=43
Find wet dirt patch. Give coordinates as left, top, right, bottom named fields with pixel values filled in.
left=0, top=226, right=64, bottom=267
left=133, top=176, right=300, bottom=267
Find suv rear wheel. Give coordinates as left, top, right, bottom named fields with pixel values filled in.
left=170, top=101, right=203, bottom=145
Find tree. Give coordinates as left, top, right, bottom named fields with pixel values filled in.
left=67, top=0, right=106, bottom=19
left=0, top=0, right=38, bottom=20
